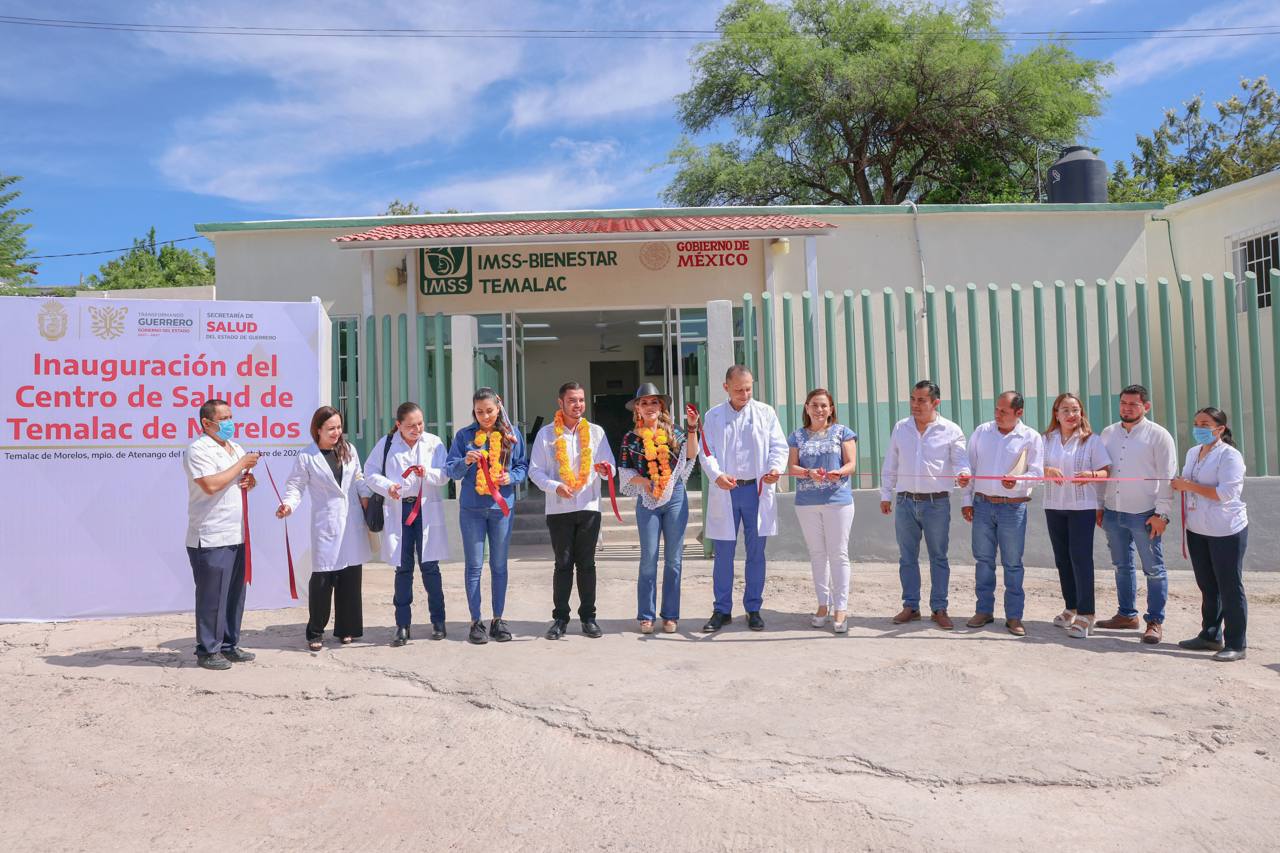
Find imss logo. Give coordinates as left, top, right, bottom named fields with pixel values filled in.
left=420, top=247, right=473, bottom=295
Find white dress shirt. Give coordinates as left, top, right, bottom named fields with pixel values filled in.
left=1181, top=442, right=1248, bottom=536
left=1041, top=430, right=1111, bottom=511
left=879, top=414, right=970, bottom=501
left=183, top=434, right=247, bottom=548
left=1100, top=418, right=1177, bottom=517
left=963, top=420, right=1044, bottom=507
left=723, top=402, right=760, bottom=479
left=528, top=418, right=617, bottom=515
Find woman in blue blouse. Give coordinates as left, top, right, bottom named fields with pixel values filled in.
left=786, top=388, right=859, bottom=633
left=445, top=388, right=528, bottom=645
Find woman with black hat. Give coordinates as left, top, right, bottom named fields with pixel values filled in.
left=617, top=383, right=700, bottom=633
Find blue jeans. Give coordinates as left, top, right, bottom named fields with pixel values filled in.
left=636, top=482, right=689, bottom=621
left=394, top=509, right=445, bottom=628
left=894, top=493, right=952, bottom=612
left=1045, top=509, right=1096, bottom=615
left=1102, top=508, right=1167, bottom=623
left=971, top=496, right=1028, bottom=620
left=459, top=507, right=513, bottom=622
left=712, top=482, right=766, bottom=615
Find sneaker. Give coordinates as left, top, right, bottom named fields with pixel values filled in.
left=468, top=620, right=489, bottom=645
left=221, top=647, right=256, bottom=663
left=488, top=619, right=513, bottom=642
left=197, top=654, right=231, bottom=671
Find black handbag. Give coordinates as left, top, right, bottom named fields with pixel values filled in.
left=363, top=431, right=394, bottom=533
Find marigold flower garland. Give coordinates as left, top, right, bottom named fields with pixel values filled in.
left=553, top=410, right=592, bottom=490
left=639, top=426, right=672, bottom=498
left=472, top=429, right=504, bottom=495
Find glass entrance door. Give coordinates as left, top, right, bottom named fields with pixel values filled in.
left=502, top=312, right=527, bottom=435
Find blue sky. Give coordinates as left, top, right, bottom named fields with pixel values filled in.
left=2, top=0, right=1278, bottom=285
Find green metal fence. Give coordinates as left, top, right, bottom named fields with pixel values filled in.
left=743, top=269, right=1280, bottom=487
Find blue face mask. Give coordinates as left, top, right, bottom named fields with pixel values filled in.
left=214, top=419, right=235, bottom=441
left=1192, top=426, right=1218, bottom=446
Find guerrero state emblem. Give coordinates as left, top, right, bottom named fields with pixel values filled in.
left=37, top=300, right=69, bottom=341
left=88, top=305, right=128, bottom=340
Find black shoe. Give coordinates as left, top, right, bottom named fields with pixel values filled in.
left=581, top=620, right=603, bottom=638
left=468, top=620, right=489, bottom=645
left=489, top=619, right=513, bottom=642
left=1178, top=636, right=1225, bottom=652
left=747, top=611, right=765, bottom=631
left=545, top=619, right=568, bottom=640
left=702, top=612, right=732, bottom=633
left=391, top=626, right=410, bottom=647
left=197, top=654, right=231, bottom=671
left=221, top=646, right=256, bottom=663
left=1213, top=648, right=1247, bottom=662
left=431, top=622, right=447, bottom=641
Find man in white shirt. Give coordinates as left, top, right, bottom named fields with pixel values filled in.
left=697, top=365, right=789, bottom=633
left=183, top=399, right=260, bottom=670
left=1096, top=384, right=1178, bottom=644
left=959, top=391, right=1044, bottom=636
left=528, top=381, right=617, bottom=640
left=879, top=380, right=971, bottom=630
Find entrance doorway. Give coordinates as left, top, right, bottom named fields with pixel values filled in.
left=589, top=360, right=639, bottom=462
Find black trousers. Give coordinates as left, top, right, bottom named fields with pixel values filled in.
left=307, top=564, right=363, bottom=640
left=547, top=510, right=601, bottom=621
left=1186, top=526, right=1248, bottom=651
left=1045, top=509, right=1097, bottom=615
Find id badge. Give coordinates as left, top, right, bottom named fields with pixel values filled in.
left=1184, top=494, right=1198, bottom=512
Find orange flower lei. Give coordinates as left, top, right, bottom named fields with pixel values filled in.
left=639, top=426, right=672, bottom=498
left=472, top=429, right=504, bottom=495
left=553, top=410, right=593, bottom=490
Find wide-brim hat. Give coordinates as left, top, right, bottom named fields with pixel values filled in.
left=624, top=382, right=673, bottom=413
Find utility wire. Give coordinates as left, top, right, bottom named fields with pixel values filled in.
left=24, top=235, right=205, bottom=260
left=1, top=14, right=1279, bottom=41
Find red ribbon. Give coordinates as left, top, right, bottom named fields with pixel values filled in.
left=601, top=463, right=623, bottom=522
left=263, top=462, right=299, bottom=600
left=240, top=480, right=252, bottom=586
left=1180, top=492, right=1188, bottom=559
left=402, top=465, right=425, bottom=525
left=477, top=455, right=511, bottom=517
left=687, top=403, right=711, bottom=457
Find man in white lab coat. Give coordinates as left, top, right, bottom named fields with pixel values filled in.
left=698, top=365, right=789, bottom=632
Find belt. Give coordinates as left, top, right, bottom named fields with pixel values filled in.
left=402, top=496, right=418, bottom=505
left=976, top=493, right=1030, bottom=504
left=733, top=478, right=757, bottom=487
left=901, top=491, right=949, bottom=501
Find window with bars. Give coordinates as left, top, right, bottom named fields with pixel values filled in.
left=1232, top=229, right=1279, bottom=310
left=332, top=317, right=361, bottom=437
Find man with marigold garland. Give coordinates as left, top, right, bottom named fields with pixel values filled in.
left=698, top=365, right=789, bottom=632
left=529, top=381, right=617, bottom=639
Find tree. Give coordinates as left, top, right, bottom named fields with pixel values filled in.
left=664, top=0, right=1110, bottom=206
left=380, top=199, right=461, bottom=215
left=1, top=172, right=37, bottom=291
left=86, top=227, right=215, bottom=290
left=1108, top=76, right=1280, bottom=203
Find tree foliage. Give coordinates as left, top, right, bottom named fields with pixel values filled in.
left=1, top=172, right=37, bottom=291
left=665, top=0, right=1110, bottom=206
left=86, top=228, right=215, bottom=290
left=1109, top=76, right=1280, bottom=203
left=381, top=199, right=461, bottom=215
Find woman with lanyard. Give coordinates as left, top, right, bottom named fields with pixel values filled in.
left=277, top=406, right=374, bottom=650
left=786, top=388, right=858, bottom=634
left=1040, top=392, right=1111, bottom=639
left=445, top=388, right=528, bottom=645
left=364, top=402, right=451, bottom=647
left=617, top=383, right=699, bottom=634
left=1172, top=407, right=1249, bottom=662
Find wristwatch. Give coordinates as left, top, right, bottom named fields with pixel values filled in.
left=1156, top=513, right=1170, bottom=523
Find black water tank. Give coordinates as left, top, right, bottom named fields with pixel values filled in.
left=1047, top=146, right=1108, bottom=203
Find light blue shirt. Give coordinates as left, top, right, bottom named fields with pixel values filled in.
left=724, top=402, right=760, bottom=479
left=788, top=424, right=857, bottom=506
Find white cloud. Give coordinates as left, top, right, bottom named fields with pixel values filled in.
left=1106, top=1, right=1280, bottom=91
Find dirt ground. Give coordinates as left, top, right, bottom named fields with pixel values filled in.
left=3, top=556, right=1279, bottom=852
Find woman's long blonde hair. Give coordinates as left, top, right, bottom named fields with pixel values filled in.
left=1044, top=392, right=1092, bottom=438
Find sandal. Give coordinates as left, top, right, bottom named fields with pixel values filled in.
left=662, top=620, right=677, bottom=634
left=639, top=620, right=654, bottom=634
left=1067, top=615, right=1093, bottom=639
left=1052, top=609, right=1076, bottom=629
left=340, top=636, right=353, bottom=645
left=307, top=639, right=323, bottom=651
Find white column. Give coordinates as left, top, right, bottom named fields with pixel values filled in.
left=706, top=299, right=734, bottom=408
left=805, top=235, right=823, bottom=387
left=360, top=250, right=374, bottom=423
left=450, top=314, right=477, bottom=437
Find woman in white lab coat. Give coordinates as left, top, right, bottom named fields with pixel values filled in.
left=277, top=406, right=373, bottom=650
left=364, top=402, right=451, bottom=647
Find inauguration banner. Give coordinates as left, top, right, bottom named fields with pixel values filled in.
left=0, top=296, right=327, bottom=621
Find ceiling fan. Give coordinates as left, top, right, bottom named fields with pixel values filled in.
left=592, top=311, right=622, bottom=352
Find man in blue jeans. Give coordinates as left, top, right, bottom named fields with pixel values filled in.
left=960, top=391, right=1044, bottom=636
left=1097, top=385, right=1178, bottom=644
left=880, top=380, right=971, bottom=630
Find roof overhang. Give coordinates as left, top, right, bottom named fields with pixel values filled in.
left=330, top=213, right=835, bottom=250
